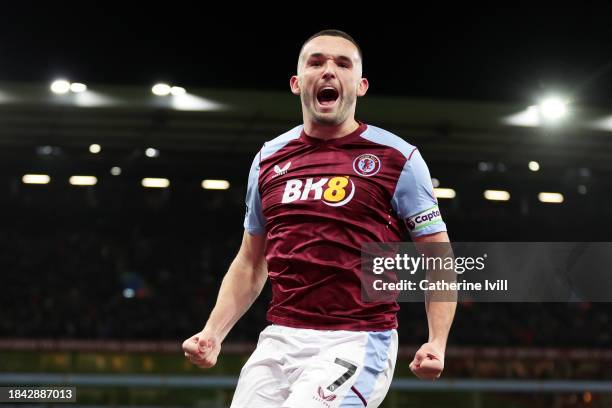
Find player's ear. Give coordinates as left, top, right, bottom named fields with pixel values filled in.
left=357, top=77, right=369, bottom=97
left=290, top=75, right=301, bottom=96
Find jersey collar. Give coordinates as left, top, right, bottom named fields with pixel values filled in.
left=299, top=121, right=368, bottom=147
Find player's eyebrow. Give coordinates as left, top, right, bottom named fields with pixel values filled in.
left=306, top=53, right=354, bottom=65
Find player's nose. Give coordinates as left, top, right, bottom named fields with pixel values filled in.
left=321, top=61, right=337, bottom=80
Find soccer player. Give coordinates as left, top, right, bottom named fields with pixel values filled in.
left=183, top=29, right=456, bottom=408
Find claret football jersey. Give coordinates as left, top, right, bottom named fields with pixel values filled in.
left=244, top=122, right=446, bottom=331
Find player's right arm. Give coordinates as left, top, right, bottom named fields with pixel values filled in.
left=182, top=230, right=267, bottom=368
left=183, top=149, right=267, bottom=368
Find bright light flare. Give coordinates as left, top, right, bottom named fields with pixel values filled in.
left=170, top=86, right=186, bottom=96
left=484, top=190, right=510, bottom=201
left=50, top=79, right=71, bottom=94
left=142, top=178, right=170, bottom=188
left=528, top=161, right=540, bottom=171
left=70, top=82, right=87, bottom=93
left=69, top=176, right=97, bottom=186
left=202, top=179, right=230, bottom=190
left=434, top=188, right=456, bottom=199
left=539, top=97, right=568, bottom=120
left=145, top=148, right=159, bottom=158
left=152, top=83, right=171, bottom=96
left=538, top=192, right=564, bottom=203
left=22, top=174, right=51, bottom=184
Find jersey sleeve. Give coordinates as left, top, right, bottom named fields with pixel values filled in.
left=391, top=149, right=447, bottom=238
left=243, top=151, right=266, bottom=235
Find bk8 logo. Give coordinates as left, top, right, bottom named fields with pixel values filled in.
left=281, top=176, right=355, bottom=207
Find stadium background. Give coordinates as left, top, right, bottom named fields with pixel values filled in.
left=1, top=6, right=611, bottom=408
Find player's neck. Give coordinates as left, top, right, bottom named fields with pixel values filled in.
left=303, top=118, right=360, bottom=140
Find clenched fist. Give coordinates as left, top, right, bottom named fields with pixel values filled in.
left=182, top=330, right=221, bottom=369
left=409, top=342, right=444, bottom=380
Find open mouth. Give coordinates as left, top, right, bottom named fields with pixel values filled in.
left=316, top=87, right=339, bottom=107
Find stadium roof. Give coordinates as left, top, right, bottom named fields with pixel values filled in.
left=1, top=82, right=612, bottom=171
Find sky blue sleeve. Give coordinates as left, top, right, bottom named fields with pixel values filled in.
left=243, top=151, right=266, bottom=235
left=391, top=149, right=447, bottom=238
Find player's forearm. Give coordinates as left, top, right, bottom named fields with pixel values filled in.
left=414, top=231, right=456, bottom=351
left=203, top=253, right=267, bottom=342
left=426, top=300, right=456, bottom=352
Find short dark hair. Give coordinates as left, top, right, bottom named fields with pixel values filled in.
left=299, top=29, right=363, bottom=63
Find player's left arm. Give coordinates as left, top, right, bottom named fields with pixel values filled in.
left=391, top=147, right=456, bottom=380
left=410, top=231, right=456, bottom=380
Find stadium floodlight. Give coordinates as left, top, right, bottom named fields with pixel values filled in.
left=152, top=83, right=171, bottom=96
left=538, top=192, right=564, bottom=203
left=170, top=86, right=186, bottom=96
left=538, top=96, right=568, bottom=121
left=50, top=79, right=71, bottom=94
left=431, top=178, right=440, bottom=188
left=484, top=190, right=510, bottom=201
left=434, top=188, right=456, bottom=199
left=202, top=179, right=230, bottom=190
left=142, top=178, right=170, bottom=188
left=110, top=166, right=122, bottom=176
left=69, top=176, right=97, bottom=186
left=123, top=288, right=135, bottom=298
left=578, top=185, right=587, bottom=195
left=89, top=144, right=101, bottom=154
left=22, top=174, right=51, bottom=184
left=70, top=82, right=87, bottom=93
left=145, top=148, right=160, bottom=158
left=528, top=161, right=540, bottom=171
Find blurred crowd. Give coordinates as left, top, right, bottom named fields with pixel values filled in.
left=0, top=183, right=610, bottom=348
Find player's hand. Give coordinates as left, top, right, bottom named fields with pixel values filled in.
left=409, top=342, right=444, bottom=380
left=182, top=329, right=221, bottom=369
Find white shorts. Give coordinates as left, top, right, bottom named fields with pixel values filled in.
left=230, top=324, right=398, bottom=408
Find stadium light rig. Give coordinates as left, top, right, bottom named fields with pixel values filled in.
left=170, top=86, right=186, bottom=96
left=145, top=148, right=160, bottom=158
left=202, top=179, right=230, bottom=190
left=50, top=79, right=88, bottom=94
left=434, top=188, right=456, bottom=199
left=22, top=174, right=51, bottom=184
left=50, top=80, right=70, bottom=94
left=503, top=94, right=570, bottom=127
left=142, top=178, right=170, bottom=188
left=70, top=82, right=87, bottom=93
left=152, top=83, right=187, bottom=96
left=538, top=96, right=568, bottom=121
left=538, top=192, right=564, bottom=204
left=484, top=190, right=510, bottom=201
left=152, top=83, right=171, bottom=96
left=528, top=161, right=540, bottom=171
left=69, top=176, right=97, bottom=186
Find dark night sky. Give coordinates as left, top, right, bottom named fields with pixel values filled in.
left=2, top=3, right=612, bottom=106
